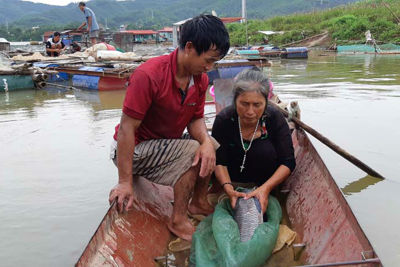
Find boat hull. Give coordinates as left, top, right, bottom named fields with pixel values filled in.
left=76, top=128, right=379, bottom=266
left=1, top=75, right=34, bottom=91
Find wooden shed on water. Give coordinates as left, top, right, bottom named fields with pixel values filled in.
left=0, top=38, right=10, bottom=51
left=113, top=30, right=158, bottom=51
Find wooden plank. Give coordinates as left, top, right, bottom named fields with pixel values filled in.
left=214, top=60, right=271, bottom=68
left=49, top=67, right=132, bottom=78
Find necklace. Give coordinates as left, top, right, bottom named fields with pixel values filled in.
left=238, top=117, right=260, bottom=173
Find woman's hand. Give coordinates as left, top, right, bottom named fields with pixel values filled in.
left=224, top=184, right=246, bottom=209
left=245, top=186, right=271, bottom=214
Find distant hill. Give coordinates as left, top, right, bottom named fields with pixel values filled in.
left=1, top=0, right=361, bottom=29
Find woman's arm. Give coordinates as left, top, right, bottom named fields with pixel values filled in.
left=215, top=165, right=246, bottom=208
left=246, top=164, right=291, bottom=213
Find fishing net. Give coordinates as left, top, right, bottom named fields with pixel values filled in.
left=337, top=44, right=400, bottom=53
left=189, top=195, right=282, bottom=267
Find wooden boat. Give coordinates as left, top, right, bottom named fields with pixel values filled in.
left=236, top=47, right=308, bottom=59
left=34, top=65, right=131, bottom=91
left=76, top=82, right=380, bottom=266
left=76, top=127, right=380, bottom=266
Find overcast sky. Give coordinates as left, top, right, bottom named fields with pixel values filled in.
left=23, top=0, right=79, bottom=6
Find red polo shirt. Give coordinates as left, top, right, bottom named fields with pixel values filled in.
left=114, top=49, right=208, bottom=144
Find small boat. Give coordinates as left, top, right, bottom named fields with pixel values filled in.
left=76, top=78, right=380, bottom=266
left=37, top=64, right=130, bottom=91
left=76, top=136, right=380, bottom=265
left=71, top=66, right=128, bottom=91
left=76, top=127, right=380, bottom=266
left=337, top=44, right=400, bottom=54
left=236, top=47, right=308, bottom=59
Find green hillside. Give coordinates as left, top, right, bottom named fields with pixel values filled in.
left=227, top=0, right=400, bottom=45
left=1, top=0, right=359, bottom=29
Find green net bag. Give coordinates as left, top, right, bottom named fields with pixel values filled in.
left=190, top=195, right=282, bottom=267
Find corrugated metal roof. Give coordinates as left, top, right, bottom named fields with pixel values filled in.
left=220, top=17, right=243, bottom=24
left=0, top=38, right=10, bottom=43
left=121, top=30, right=157, bottom=35
left=158, top=27, right=173, bottom=32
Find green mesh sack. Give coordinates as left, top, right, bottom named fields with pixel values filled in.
left=190, top=195, right=282, bottom=267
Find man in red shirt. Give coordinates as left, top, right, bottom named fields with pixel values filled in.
left=109, top=15, right=230, bottom=241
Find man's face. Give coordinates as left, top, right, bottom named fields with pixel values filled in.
left=53, top=35, right=60, bottom=42
left=79, top=5, right=85, bottom=12
left=185, top=43, right=222, bottom=75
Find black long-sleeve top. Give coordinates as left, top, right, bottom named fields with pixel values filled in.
left=212, top=105, right=296, bottom=186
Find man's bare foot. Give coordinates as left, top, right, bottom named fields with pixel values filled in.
left=167, top=219, right=195, bottom=242
left=188, top=200, right=215, bottom=216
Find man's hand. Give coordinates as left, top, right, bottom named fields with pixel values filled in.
left=192, top=138, right=215, bottom=177
left=224, top=185, right=246, bottom=209
left=109, top=182, right=135, bottom=212
left=245, top=185, right=271, bottom=214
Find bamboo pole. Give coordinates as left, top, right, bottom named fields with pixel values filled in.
left=269, top=102, right=384, bottom=179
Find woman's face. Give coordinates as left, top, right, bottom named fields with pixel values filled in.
left=235, top=90, right=266, bottom=125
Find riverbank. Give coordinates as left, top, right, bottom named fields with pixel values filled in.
left=227, top=0, right=400, bottom=46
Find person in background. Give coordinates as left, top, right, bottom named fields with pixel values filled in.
left=45, top=32, right=65, bottom=57
left=108, top=15, right=230, bottom=242
left=212, top=69, right=296, bottom=214
left=77, top=2, right=99, bottom=46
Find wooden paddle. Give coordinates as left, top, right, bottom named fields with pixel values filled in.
left=269, top=102, right=384, bottom=179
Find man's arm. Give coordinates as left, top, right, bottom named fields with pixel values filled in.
left=77, top=22, right=86, bottom=31
left=46, top=48, right=60, bottom=52
left=109, top=113, right=142, bottom=212
left=187, top=118, right=215, bottom=177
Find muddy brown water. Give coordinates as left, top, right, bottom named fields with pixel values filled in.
left=0, top=51, right=399, bottom=266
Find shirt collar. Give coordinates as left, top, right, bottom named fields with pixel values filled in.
left=170, top=48, right=195, bottom=90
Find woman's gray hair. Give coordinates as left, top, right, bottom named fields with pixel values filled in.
left=232, top=68, right=270, bottom=113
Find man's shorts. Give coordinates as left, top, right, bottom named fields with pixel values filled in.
left=89, top=30, right=99, bottom=38
left=110, top=136, right=219, bottom=186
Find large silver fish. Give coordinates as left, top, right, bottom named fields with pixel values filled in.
left=233, top=189, right=263, bottom=242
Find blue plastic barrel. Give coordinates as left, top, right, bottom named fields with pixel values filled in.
left=72, top=67, right=104, bottom=90
left=281, top=47, right=308, bottom=59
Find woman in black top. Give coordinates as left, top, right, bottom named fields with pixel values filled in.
left=212, top=69, right=296, bottom=213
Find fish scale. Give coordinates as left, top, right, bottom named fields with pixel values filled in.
left=233, top=189, right=263, bottom=242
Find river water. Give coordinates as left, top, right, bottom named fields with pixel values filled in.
left=0, top=51, right=399, bottom=266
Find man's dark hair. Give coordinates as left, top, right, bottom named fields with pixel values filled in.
left=78, top=2, right=86, bottom=7
left=179, top=15, right=230, bottom=58
left=53, top=32, right=61, bottom=37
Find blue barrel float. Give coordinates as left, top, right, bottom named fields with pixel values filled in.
left=207, top=59, right=254, bottom=84
left=281, top=47, right=308, bottom=59
left=72, top=66, right=127, bottom=91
